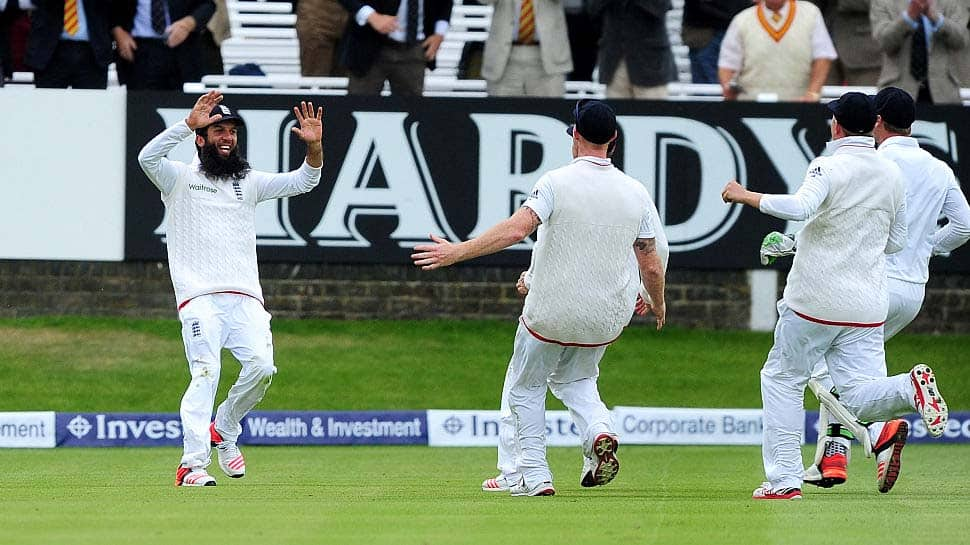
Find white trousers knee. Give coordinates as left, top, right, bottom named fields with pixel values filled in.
left=762, top=301, right=915, bottom=489
left=497, top=322, right=614, bottom=486
left=809, top=279, right=924, bottom=440
left=178, top=293, right=276, bottom=469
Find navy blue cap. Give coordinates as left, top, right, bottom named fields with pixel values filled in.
left=826, top=92, right=876, bottom=134
left=565, top=99, right=617, bottom=145
left=204, top=103, right=245, bottom=128
left=873, top=87, right=916, bottom=130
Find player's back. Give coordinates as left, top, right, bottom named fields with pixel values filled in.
left=879, top=136, right=956, bottom=284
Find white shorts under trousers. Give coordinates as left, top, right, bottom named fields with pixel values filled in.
left=497, top=322, right=615, bottom=486
left=762, top=301, right=914, bottom=489
left=178, top=293, right=276, bottom=469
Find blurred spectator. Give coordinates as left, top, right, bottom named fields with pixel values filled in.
left=25, top=0, right=114, bottom=88
left=480, top=0, right=572, bottom=96
left=1, top=0, right=32, bottom=82
left=200, top=0, right=228, bottom=75
left=111, top=0, right=216, bottom=90
left=718, top=0, right=836, bottom=101
left=871, top=0, right=969, bottom=103
left=811, top=0, right=880, bottom=85
left=564, top=0, right=598, bottom=81
left=295, top=0, right=349, bottom=76
left=681, top=0, right=751, bottom=84
left=957, top=0, right=970, bottom=86
left=338, top=0, right=452, bottom=96
left=589, top=0, right=677, bottom=99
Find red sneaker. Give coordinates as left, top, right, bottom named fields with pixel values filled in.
left=873, top=419, right=908, bottom=493
left=752, top=482, right=802, bottom=500
left=175, top=465, right=216, bottom=487
left=818, top=437, right=849, bottom=485
left=587, top=433, right=620, bottom=487
left=910, top=364, right=948, bottom=438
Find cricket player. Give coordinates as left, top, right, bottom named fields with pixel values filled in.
left=721, top=91, right=949, bottom=500
left=413, top=99, right=666, bottom=496
left=481, top=208, right=669, bottom=494
left=138, top=91, right=323, bottom=486
left=799, top=87, right=970, bottom=493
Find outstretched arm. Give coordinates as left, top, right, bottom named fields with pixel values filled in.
left=411, top=206, right=541, bottom=270
left=256, top=101, right=324, bottom=202
left=290, top=100, right=324, bottom=168
left=138, top=91, right=225, bottom=194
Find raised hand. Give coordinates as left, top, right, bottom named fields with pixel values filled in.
left=290, top=101, right=323, bottom=144
left=185, top=91, right=223, bottom=130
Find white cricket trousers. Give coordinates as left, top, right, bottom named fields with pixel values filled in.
left=178, top=293, right=276, bottom=469
left=809, top=278, right=925, bottom=440
left=762, top=301, right=915, bottom=490
left=497, top=322, right=615, bottom=486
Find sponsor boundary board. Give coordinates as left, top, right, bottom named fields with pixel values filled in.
left=5, top=410, right=963, bottom=448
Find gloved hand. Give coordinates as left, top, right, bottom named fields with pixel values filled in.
left=760, top=232, right=797, bottom=265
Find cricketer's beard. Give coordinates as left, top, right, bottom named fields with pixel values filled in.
left=198, top=142, right=252, bottom=181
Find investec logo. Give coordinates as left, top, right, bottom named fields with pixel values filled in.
left=66, top=414, right=181, bottom=440
left=151, top=109, right=958, bottom=253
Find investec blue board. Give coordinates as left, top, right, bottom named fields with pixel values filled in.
left=123, top=94, right=970, bottom=271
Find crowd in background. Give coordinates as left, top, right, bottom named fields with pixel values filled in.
left=1, top=0, right=969, bottom=102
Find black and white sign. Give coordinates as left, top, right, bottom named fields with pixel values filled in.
left=125, top=93, right=970, bottom=269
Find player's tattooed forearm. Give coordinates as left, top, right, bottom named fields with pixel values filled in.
left=635, top=238, right=657, bottom=254
left=528, top=208, right=542, bottom=234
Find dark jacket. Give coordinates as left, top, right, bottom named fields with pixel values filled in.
left=682, top=0, right=751, bottom=30
left=111, top=0, right=215, bottom=83
left=589, top=0, right=677, bottom=87
left=25, top=0, right=116, bottom=70
left=337, top=0, right=452, bottom=75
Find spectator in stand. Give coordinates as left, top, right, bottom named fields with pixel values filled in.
left=111, top=0, right=216, bottom=90
left=480, top=0, right=572, bottom=97
left=199, top=0, right=227, bottom=76
left=957, top=0, right=970, bottom=86
left=589, top=0, right=677, bottom=99
left=24, top=0, right=115, bottom=88
left=811, top=0, right=881, bottom=85
left=718, top=0, right=837, bottom=101
left=1, top=0, right=33, bottom=84
left=871, top=0, right=969, bottom=104
left=681, top=0, right=752, bottom=84
left=337, top=0, right=452, bottom=96
left=564, top=0, right=599, bottom=81
left=296, top=0, right=349, bottom=76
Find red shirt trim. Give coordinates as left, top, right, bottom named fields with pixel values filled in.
left=178, top=291, right=261, bottom=311
left=793, top=310, right=884, bottom=328
left=520, top=317, right=620, bottom=347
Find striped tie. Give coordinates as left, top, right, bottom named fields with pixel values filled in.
left=63, top=0, right=80, bottom=36
left=517, top=0, right=535, bottom=44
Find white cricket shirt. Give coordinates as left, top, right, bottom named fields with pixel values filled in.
left=520, top=156, right=655, bottom=345
left=138, top=120, right=321, bottom=308
left=878, top=136, right=970, bottom=284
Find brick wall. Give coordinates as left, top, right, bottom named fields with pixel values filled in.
left=0, top=260, right=965, bottom=333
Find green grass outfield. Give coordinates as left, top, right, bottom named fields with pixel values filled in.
left=1, top=317, right=968, bottom=545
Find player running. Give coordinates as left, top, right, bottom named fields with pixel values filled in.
left=138, top=91, right=324, bottom=486
left=722, top=91, right=949, bottom=501
left=763, top=87, right=970, bottom=493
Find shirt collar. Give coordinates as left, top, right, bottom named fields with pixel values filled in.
left=825, top=135, right=875, bottom=155
left=877, top=135, right=919, bottom=150
left=572, top=156, right=613, bottom=166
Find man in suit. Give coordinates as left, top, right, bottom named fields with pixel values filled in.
left=589, top=0, right=677, bottom=99
left=951, top=0, right=970, bottom=86
left=871, top=0, right=969, bottom=103
left=812, top=0, right=881, bottom=85
left=480, top=0, right=572, bottom=96
left=338, top=0, right=452, bottom=96
left=111, top=0, right=216, bottom=90
left=681, top=0, right=751, bottom=84
left=24, top=0, right=114, bottom=88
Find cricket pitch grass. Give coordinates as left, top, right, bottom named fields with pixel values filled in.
left=1, top=317, right=968, bottom=545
